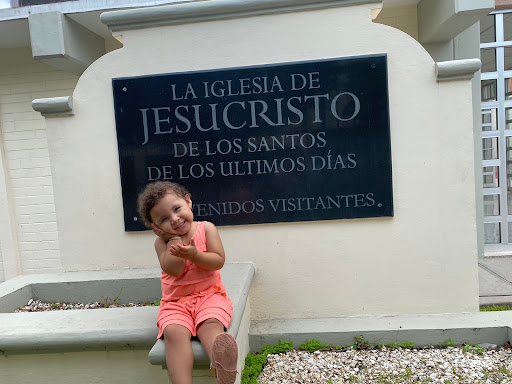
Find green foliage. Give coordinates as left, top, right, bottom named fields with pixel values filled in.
left=241, top=339, right=294, bottom=384
left=259, top=339, right=294, bottom=355
left=375, top=372, right=392, bottom=384
left=298, top=339, right=343, bottom=352
left=480, top=304, right=512, bottom=311
left=298, top=339, right=330, bottom=351
left=150, top=299, right=161, bottom=306
left=387, top=341, right=415, bottom=349
left=353, top=335, right=374, bottom=350
left=352, top=335, right=415, bottom=350
left=401, top=367, right=413, bottom=379
left=241, top=353, right=268, bottom=384
left=462, top=343, right=486, bottom=355
left=439, top=339, right=458, bottom=348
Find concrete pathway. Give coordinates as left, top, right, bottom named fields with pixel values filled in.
left=479, top=256, right=512, bottom=306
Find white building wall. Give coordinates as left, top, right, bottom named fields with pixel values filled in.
left=0, top=126, right=13, bottom=283
left=0, top=243, right=4, bottom=282
left=372, top=5, right=418, bottom=40
left=0, top=47, right=78, bottom=277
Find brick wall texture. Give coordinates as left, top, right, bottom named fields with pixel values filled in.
left=0, top=47, right=78, bottom=280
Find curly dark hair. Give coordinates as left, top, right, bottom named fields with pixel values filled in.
left=137, top=181, right=191, bottom=228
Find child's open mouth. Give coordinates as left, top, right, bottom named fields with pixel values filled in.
left=174, top=221, right=185, bottom=230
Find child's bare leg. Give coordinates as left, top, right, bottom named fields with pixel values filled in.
left=196, top=318, right=225, bottom=359
left=197, top=319, right=238, bottom=384
left=163, top=325, right=194, bottom=384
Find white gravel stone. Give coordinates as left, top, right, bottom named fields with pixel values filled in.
left=14, top=299, right=156, bottom=312
left=258, top=346, right=512, bottom=383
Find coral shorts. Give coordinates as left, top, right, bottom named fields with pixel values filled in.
left=157, top=291, right=233, bottom=338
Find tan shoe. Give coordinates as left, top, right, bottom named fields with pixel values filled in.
left=211, top=333, right=238, bottom=384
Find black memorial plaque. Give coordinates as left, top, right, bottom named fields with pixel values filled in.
left=113, top=55, right=393, bottom=231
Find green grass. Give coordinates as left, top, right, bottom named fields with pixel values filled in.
left=480, top=304, right=512, bottom=311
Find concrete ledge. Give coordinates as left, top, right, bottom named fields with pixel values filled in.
left=0, top=263, right=254, bottom=357
left=0, top=307, right=159, bottom=354
left=0, top=267, right=162, bottom=355
left=250, top=312, right=512, bottom=352
left=100, top=0, right=375, bottom=32
left=148, top=262, right=255, bottom=367
left=435, top=59, right=481, bottom=81
left=32, top=96, right=73, bottom=117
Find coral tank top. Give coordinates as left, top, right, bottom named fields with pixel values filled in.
left=160, top=221, right=224, bottom=301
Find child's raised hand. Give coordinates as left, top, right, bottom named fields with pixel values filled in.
left=151, top=223, right=175, bottom=242
left=169, top=238, right=199, bottom=262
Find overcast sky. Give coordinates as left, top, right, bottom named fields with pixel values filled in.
left=0, top=0, right=10, bottom=9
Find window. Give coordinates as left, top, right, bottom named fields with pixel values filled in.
left=481, top=11, right=512, bottom=249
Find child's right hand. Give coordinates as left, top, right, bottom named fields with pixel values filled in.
left=151, top=223, right=179, bottom=243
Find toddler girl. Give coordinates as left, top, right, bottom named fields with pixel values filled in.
left=137, top=181, right=238, bottom=384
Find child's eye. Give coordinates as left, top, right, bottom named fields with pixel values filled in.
left=161, top=218, right=167, bottom=223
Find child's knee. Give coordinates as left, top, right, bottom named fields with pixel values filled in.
left=198, top=318, right=223, bottom=330
left=163, top=324, right=192, bottom=344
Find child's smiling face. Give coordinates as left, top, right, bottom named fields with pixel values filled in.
left=149, top=192, right=194, bottom=236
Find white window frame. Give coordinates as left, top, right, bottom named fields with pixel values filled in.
left=481, top=11, right=512, bottom=254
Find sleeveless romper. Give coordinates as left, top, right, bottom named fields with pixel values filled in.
left=157, top=221, right=233, bottom=338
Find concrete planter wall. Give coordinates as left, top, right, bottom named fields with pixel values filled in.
left=0, top=268, right=162, bottom=315
left=0, top=268, right=167, bottom=383
left=0, top=263, right=255, bottom=384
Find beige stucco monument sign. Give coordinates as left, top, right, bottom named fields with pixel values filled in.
left=41, top=0, right=478, bottom=325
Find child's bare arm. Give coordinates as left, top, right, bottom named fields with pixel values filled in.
left=154, top=236, right=186, bottom=276
left=168, top=221, right=225, bottom=271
